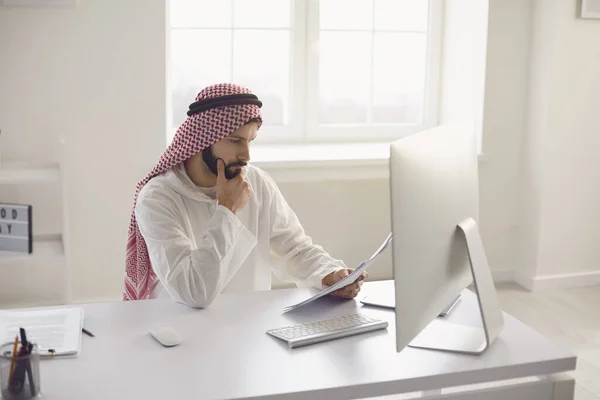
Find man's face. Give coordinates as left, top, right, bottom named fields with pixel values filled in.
left=202, top=121, right=259, bottom=180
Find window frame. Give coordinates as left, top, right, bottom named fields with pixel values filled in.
left=167, top=0, right=443, bottom=145
left=302, top=0, right=443, bottom=144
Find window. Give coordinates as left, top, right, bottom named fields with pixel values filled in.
left=168, top=0, right=441, bottom=144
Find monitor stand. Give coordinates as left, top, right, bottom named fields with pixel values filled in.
left=408, top=217, right=505, bottom=355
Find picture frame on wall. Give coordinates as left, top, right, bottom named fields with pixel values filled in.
left=580, top=0, right=600, bottom=18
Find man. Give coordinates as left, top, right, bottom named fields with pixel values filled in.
left=124, top=83, right=367, bottom=307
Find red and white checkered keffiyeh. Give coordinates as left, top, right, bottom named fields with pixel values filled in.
left=124, top=83, right=263, bottom=301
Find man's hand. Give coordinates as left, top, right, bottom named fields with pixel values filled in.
left=216, top=159, right=251, bottom=214
left=322, top=269, right=368, bottom=299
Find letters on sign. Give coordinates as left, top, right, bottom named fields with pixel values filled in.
left=0, top=203, right=33, bottom=254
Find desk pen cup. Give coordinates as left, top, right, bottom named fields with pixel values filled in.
left=0, top=341, right=41, bottom=399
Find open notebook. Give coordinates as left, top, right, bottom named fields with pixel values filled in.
left=0, top=307, right=84, bottom=356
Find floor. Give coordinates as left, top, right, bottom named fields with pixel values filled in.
left=496, top=282, right=600, bottom=400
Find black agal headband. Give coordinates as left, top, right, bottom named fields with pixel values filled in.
left=187, top=93, right=263, bottom=117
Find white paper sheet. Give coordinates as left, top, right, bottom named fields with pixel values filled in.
left=0, top=307, right=84, bottom=356
left=283, top=232, right=393, bottom=313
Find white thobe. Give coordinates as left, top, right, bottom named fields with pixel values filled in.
left=135, top=163, right=346, bottom=308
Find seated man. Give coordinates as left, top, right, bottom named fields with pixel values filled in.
left=124, top=83, right=367, bottom=307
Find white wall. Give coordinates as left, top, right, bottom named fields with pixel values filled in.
left=518, top=0, right=600, bottom=288
left=462, top=0, right=600, bottom=290
left=517, top=0, right=557, bottom=284
left=275, top=179, right=393, bottom=286
left=437, top=0, right=529, bottom=282
left=538, top=0, right=600, bottom=278
left=479, top=0, right=533, bottom=280
left=0, top=0, right=166, bottom=303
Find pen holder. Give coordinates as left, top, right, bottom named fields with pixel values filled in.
left=0, top=341, right=41, bottom=399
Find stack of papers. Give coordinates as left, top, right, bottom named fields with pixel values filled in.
left=283, top=232, right=393, bottom=313
left=0, top=307, right=84, bottom=356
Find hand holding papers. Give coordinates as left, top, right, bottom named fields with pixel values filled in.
left=283, top=232, right=393, bottom=313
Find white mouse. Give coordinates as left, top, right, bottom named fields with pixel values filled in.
left=149, top=327, right=182, bottom=347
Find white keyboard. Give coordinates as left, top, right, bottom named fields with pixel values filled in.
left=266, top=313, right=388, bottom=348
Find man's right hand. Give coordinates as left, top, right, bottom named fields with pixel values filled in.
left=216, top=158, right=251, bottom=214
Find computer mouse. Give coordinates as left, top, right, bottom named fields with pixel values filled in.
left=149, top=326, right=182, bottom=347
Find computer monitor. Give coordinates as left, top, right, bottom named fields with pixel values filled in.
left=389, top=123, right=504, bottom=355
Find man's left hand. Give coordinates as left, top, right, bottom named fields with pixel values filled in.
left=322, top=269, right=369, bottom=299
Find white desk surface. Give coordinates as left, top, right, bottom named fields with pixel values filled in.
left=38, top=280, right=575, bottom=400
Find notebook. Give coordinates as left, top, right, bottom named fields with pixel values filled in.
left=0, top=307, right=84, bottom=356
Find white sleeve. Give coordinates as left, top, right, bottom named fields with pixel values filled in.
left=135, top=190, right=257, bottom=308
left=264, top=174, right=347, bottom=289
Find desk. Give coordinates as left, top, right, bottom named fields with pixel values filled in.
left=38, top=280, right=575, bottom=399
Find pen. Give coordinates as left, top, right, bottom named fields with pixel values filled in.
left=10, top=340, right=27, bottom=394
left=82, top=328, right=95, bottom=337
left=25, top=342, right=36, bottom=396
left=19, top=327, right=28, bottom=348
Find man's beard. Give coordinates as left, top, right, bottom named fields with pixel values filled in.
left=202, top=146, right=247, bottom=180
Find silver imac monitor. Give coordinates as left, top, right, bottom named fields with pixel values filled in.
left=389, top=123, right=504, bottom=355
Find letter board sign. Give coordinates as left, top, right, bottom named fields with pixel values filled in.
left=0, top=203, right=33, bottom=254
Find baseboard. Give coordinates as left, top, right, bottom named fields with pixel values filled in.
left=530, top=271, right=600, bottom=291
left=512, top=270, right=600, bottom=291
left=513, top=271, right=535, bottom=291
